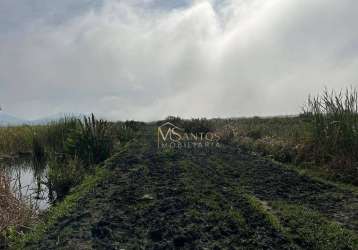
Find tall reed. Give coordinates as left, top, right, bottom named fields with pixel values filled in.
left=304, top=87, right=358, bottom=174
left=44, top=117, right=79, bottom=155
left=64, top=114, right=113, bottom=165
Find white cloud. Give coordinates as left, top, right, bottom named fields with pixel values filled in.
left=0, top=0, right=357, bottom=120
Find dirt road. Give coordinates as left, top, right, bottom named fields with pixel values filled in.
left=23, top=127, right=358, bottom=249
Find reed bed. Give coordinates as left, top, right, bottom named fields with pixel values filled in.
left=305, top=87, right=358, bottom=161
left=0, top=126, right=33, bottom=155
left=304, top=87, right=358, bottom=183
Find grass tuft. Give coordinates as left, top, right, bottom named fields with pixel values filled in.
left=272, top=202, right=358, bottom=250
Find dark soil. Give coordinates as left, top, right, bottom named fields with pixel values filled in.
left=23, top=126, right=358, bottom=249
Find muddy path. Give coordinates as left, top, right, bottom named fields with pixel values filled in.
left=23, top=127, right=358, bottom=249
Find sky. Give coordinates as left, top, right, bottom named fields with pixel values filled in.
left=0, top=0, right=357, bottom=121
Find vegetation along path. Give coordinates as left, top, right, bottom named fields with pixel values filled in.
left=21, top=126, right=358, bottom=249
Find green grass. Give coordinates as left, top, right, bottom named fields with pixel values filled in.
left=241, top=193, right=358, bottom=249
left=272, top=201, right=358, bottom=250
left=241, top=193, right=289, bottom=239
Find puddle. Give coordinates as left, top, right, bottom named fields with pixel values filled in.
left=0, top=158, right=51, bottom=211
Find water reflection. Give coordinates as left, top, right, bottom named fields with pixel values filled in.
left=0, top=157, right=52, bottom=211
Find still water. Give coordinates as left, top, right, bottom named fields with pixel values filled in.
left=0, top=157, right=51, bottom=211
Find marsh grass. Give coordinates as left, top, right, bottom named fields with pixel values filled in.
left=47, top=157, right=85, bottom=200
left=304, top=87, right=358, bottom=183
left=304, top=88, right=358, bottom=161
left=41, top=114, right=117, bottom=200
left=0, top=115, right=124, bottom=248
left=212, top=116, right=311, bottom=164
left=0, top=126, right=33, bottom=155
left=43, top=117, right=79, bottom=155
left=0, top=114, right=136, bottom=204
left=0, top=115, right=116, bottom=163
left=63, top=114, right=113, bottom=165
left=209, top=88, right=358, bottom=184
left=221, top=116, right=308, bottom=142
left=0, top=125, right=51, bottom=160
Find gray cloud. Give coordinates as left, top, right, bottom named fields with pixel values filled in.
left=0, top=0, right=357, bottom=120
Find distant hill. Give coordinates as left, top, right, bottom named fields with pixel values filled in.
left=29, top=112, right=84, bottom=125
left=0, top=112, right=27, bottom=126
left=0, top=112, right=85, bottom=126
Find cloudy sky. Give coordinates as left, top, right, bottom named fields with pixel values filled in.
left=0, top=0, right=357, bottom=121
